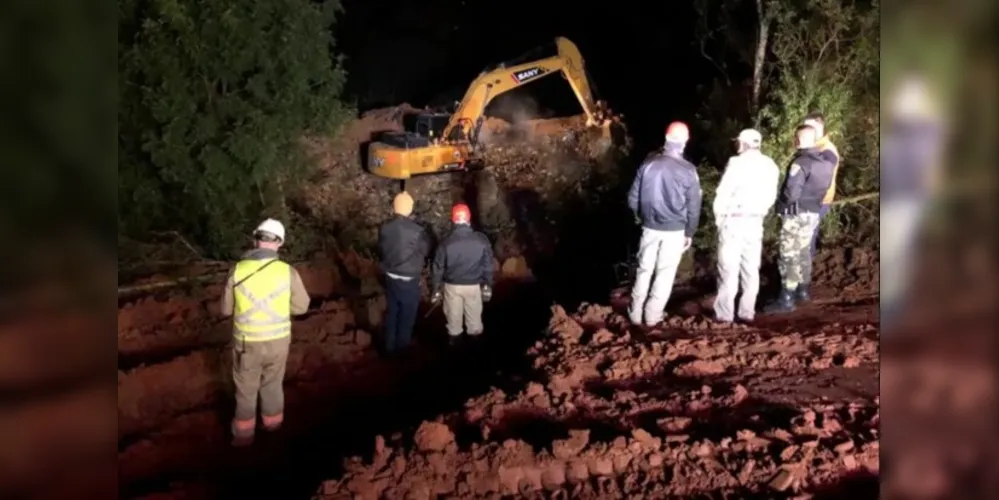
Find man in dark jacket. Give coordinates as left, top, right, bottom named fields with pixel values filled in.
left=626, top=121, right=703, bottom=327
left=802, top=112, right=842, bottom=261
left=378, top=191, right=432, bottom=355
left=431, top=203, right=494, bottom=346
left=764, top=125, right=836, bottom=314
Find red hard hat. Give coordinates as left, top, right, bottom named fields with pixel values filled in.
left=451, top=203, right=471, bottom=224
left=665, top=121, right=690, bottom=142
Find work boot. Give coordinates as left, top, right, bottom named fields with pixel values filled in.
left=763, top=288, right=796, bottom=314
left=794, top=283, right=811, bottom=304
left=448, top=335, right=462, bottom=347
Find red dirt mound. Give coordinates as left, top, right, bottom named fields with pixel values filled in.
left=316, top=273, right=882, bottom=499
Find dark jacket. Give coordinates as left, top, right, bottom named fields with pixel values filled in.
left=378, top=216, right=432, bottom=278
left=627, top=150, right=703, bottom=237
left=778, top=147, right=835, bottom=214
left=881, top=118, right=943, bottom=201
left=431, top=225, right=494, bottom=290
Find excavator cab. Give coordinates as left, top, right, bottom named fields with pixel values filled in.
left=369, top=111, right=471, bottom=179
left=410, top=112, right=451, bottom=140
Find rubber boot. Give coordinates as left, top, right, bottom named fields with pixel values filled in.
left=794, top=283, right=811, bottom=304
left=763, top=288, right=796, bottom=314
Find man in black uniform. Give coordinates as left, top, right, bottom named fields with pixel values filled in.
left=431, top=203, right=494, bottom=346
left=764, top=125, right=836, bottom=314
left=378, top=191, right=432, bottom=355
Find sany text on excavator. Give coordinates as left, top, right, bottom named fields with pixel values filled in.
left=367, top=37, right=613, bottom=180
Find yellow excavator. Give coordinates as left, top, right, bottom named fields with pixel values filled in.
left=367, top=37, right=612, bottom=180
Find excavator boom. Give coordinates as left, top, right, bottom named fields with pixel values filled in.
left=442, top=37, right=600, bottom=142
left=368, top=37, right=608, bottom=180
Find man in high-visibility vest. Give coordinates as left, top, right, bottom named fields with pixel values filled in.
left=221, top=218, right=310, bottom=446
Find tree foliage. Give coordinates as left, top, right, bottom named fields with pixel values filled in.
left=118, top=0, right=351, bottom=258
left=692, top=0, right=880, bottom=250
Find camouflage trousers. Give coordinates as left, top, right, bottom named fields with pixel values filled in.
left=778, top=212, right=821, bottom=289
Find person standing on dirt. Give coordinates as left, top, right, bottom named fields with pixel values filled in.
left=764, top=125, right=835, bottom=314
left=711, top=129, right=780, bottom=324
left=378, top=191, right=433, bottom=356
left=221, top=218, right=311, bottom=447
left=881, top=73, right=946, bottom=333
left=802, top=112, right=841, bottom=264
left=626, top=121, right=702, bottom=327
left=430, top=203, right=494, bottom=346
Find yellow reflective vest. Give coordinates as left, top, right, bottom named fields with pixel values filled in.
left=232, top=258, right=292, bottom=342
left=818, top=136, right=841, bottom=204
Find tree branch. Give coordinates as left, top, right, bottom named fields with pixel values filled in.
left=830, top=192, right=879, bottom=206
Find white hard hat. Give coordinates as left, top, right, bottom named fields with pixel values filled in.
left=736, top=128, right=762, bottom=147
left=254, top=218, right=286, bottom=242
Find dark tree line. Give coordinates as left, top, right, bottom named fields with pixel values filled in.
left=118, top=0, right=352, bottom=258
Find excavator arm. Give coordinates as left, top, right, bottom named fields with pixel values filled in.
left=442, top=37, right=602, bottom=143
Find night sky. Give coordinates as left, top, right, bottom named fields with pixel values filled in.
left=336, top=0, right=725, bottom=154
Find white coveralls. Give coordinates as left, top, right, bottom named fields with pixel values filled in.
left=711, top=149, right=780, bottom=322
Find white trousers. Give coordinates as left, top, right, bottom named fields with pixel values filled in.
left=713, top=216, right=765, bottom=321
left=629, top=228, right=687, bottom=325
left=880, top=198, right=925, bottom=309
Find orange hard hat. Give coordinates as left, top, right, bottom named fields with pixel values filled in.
left=451, top=203, right=471, bottom=224
left=665, top=121, right=690, bottom=142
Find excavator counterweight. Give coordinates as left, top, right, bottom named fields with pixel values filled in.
left=367, top=37, right=612, bottom=180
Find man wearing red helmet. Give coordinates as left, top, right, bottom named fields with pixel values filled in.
left=431, top=203, right=495, bottom=346
left=626, top=121, right=703, bottom=327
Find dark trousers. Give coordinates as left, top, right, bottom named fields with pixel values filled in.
left=809, top=204, right=831, bottom=262
left=384, top=276, right=421, bottom=353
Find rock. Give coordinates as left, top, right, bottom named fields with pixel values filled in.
left=588, top=457, right=614, bottom=477
left=658, top=416, right=692, bottom=432
left=552, top=429, right=590, bottom=459
left=413, top=421, right=455, bottom=453
left=802, top=410, right=817, bottom=425
left=354, top=330, right=373, bottom=348
left=630, top=429, right=660, bottom=450
left=834, top=439, right=855, bottom=454
left=769, top=469, right=795, bottom=491
left=525, top=382, right=546, bottom=397
left=566, top=461, right=590, bottom=483
left=733, top=384, right=750, bottom=403
left=541, top=462, right=567, bottom=490
left=497, top=466, right=525, bottom=494
left=591, top=328, right=615, bottom=345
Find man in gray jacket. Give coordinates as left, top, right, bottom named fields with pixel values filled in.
left=626, top=121, right=703, bottom=327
